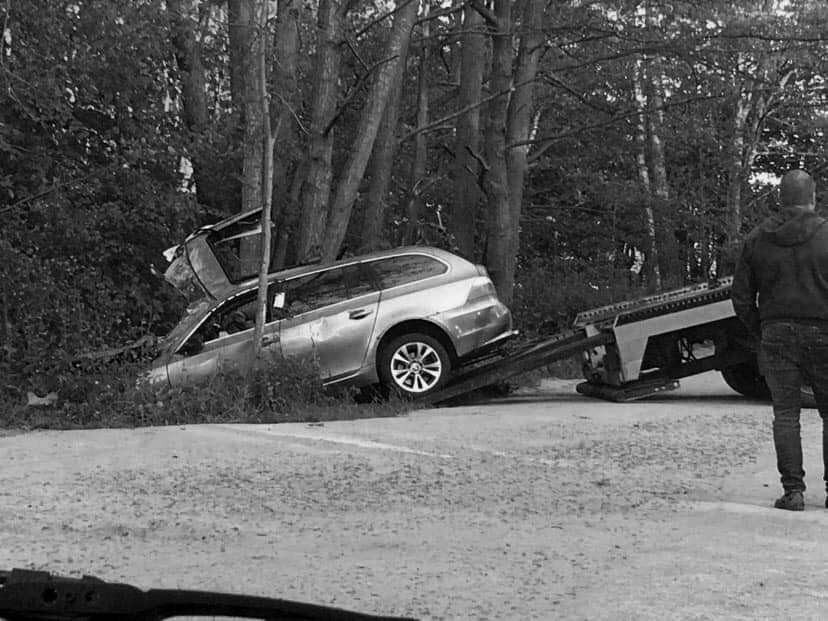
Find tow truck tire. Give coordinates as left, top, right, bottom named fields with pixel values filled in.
left=378, top=333, right=451, bottom=399
left=721, top=362, right=816, bottom=407
left=720, top=362, right=771, bottom=400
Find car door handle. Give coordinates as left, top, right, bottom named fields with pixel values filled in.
left=262, top=334, right=279, bottom=347
left=349, top=308, right=373, bottom=320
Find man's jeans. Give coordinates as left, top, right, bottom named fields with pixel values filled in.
left=760, top=322, right=828, bottom=493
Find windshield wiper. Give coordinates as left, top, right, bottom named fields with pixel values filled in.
left=0, top=569, right=418, bottom=621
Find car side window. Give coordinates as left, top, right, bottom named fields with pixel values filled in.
left=368, top=255, right=447, bottom=289
left=283, top=265, right=375, bottom=315
left=178, top=292, right=259, bottom=355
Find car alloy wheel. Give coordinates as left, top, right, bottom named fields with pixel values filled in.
left=379, top=333, right=450, bottom=397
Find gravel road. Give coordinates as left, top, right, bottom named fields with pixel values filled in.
left=2, top=372, right=828, bottom=619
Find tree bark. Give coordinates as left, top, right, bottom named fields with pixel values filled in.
left=253, top=0, right=274, bottom=357
left=168, top=0, right=209, bottom=205
left=239, top=0, right=264, bottom=214
left=451, top=6, right=486, bottom=258
left=504, top=0, right=543, bottom=286
left=361, top=5, right=415, bottom=252
left=270, top=0, right=302, bottom=266
left=296, top=0, right=346, bottom=262
left=321, top=0, right=418, bottom=262
left=482, top=0, right=514, bottom=304
left=227, top=0, right=249, bottom=116
left=169, top=0, right=207, bottom=132
left=404, top=2, right=430, bottom=246
left=632, top=58, right=661, bottom=289
left=727, top=92, right=750, bottom=242
left=238, top=0, right=264, bottom=273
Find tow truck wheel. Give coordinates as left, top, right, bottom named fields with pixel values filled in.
left=378, top=333, right=451, bottom=398
left=721, top=362, right=771, bottom=400
left=721, top=362, right=815, bottom=407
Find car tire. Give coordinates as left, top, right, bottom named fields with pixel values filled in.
left=378, top=333, right=451, bottom=398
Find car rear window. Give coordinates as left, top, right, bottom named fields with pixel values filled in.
left=369, top=254, right=448, bottom=289
left=207, top=215, right=273, bottom=283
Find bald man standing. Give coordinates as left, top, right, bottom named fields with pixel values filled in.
left=733, top=169, right=828, bottom=511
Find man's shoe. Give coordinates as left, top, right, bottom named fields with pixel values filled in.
left=774, top=491, right=804, bottom=511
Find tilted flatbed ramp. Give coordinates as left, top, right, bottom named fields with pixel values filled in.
left=418, top=277, right=779, bottom=405
left=422, top=330, right=613, bottom=405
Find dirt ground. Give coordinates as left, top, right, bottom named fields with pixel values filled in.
left=2, top=372, right=828, bottom=620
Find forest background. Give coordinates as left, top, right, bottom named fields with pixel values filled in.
left=0, top=0, right=825, bottom=410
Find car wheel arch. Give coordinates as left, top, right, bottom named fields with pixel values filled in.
left=375, top=320, right=458, bottom=369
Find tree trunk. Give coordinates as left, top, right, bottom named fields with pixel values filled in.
left=632, top=58, right=661, bottom=289
left=727, top=92, right=750, bottom=241
left=238, top=0, right=264, bottom=273
left=321, top=0, right=418, bottom=262
left=168, top=0, right=209, bottom=205
left=451, top=6, right=486, bottom=258
left=296, top=0, right=345, bottom=262
left=361, top=5, right=416, bottom=252
left=169, top=0, right=207, bottom=132
left=227, top=0, right=247, bottom=115
left=270, top=0, right=301, bottom=265
left=253, top=0, right=274, bottom=357
left=404, top=3, right=430, bottom=246
left=482, top=0, right=514, bottom=304
left=504, top=0, right=543, bottom=287
left=239, top=0, right=264, bottom=214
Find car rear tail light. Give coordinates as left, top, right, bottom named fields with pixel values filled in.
left=466, top=278, right=497, bottom=303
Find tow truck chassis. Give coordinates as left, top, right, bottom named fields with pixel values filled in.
left=425, top=277, right=772, bottom=405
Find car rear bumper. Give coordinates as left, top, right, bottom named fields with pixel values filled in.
left=439, top=300, right=515, bottom=358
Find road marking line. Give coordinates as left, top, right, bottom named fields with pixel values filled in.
left=212, top=424, right=453, bottom=459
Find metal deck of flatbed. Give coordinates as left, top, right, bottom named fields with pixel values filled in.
left=421, top=277, right=740, bottom=406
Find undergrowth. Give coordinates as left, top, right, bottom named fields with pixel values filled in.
left=1, top=354, right=412, bottom=431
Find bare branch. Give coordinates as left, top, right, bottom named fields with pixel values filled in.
left=523, top=93, right=728, bottom=163
left=324, top=54, right=400, bottom=135
left=399, top=78, right=538, bottom=144
left=468, top=0, right=498, bottom=28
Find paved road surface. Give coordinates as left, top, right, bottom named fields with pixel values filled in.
left=2, top=372, right=827, bottom=619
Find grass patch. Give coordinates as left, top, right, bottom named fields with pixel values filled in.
left=1, top=355, right=414, bottom=431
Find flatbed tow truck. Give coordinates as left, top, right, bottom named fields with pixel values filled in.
left=425, top=276, right=802, bottom=406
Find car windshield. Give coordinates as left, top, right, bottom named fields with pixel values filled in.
left=154, top=299, right=213, bottom=356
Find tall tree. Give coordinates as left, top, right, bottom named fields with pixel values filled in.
left=270, top=0, right=303, bottom=267
left=168, top=0, right=210, bottom=205
left=361, top=2, right=417, bottom=252
left=404, top=0, right=431, bottom=246
left=451, top=6, right=486, bottom=258
left=296, top=0, right=348, bottom=261
left=321, top=0, right=419, bottom=261
left=253, top=0, right=274, bottom=355
left=632, top=58, right=661, bottom=288
left=504, top=0, right=544, bottom=281
left=480, top=0, right=514, bottom=302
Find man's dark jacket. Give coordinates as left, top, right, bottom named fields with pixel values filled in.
left=733, top=206, right=828, bottom=337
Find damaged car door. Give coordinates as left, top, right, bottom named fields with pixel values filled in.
left=166, top=290, right=280, bottom=385
left=278, top=264, right=379, bottom=383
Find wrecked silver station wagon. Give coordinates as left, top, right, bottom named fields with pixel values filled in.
left=146, top=209, right=516, bottom=398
